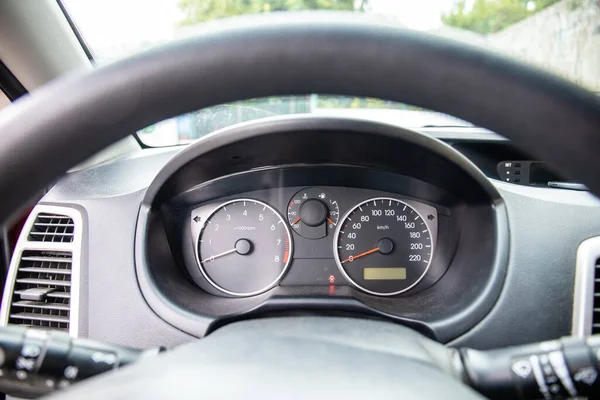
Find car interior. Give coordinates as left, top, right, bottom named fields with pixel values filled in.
left=0, top=0, right=600, bottom=399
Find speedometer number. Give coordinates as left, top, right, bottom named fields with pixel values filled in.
left=334, top=198, right=434, bottom=296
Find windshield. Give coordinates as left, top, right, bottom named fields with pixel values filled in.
left=61, top=0, right=600, bottom=146
left=136, top=96, right=471, bottom=147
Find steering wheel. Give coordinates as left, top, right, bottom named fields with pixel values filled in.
left=1, top=12, right=600, bottom=399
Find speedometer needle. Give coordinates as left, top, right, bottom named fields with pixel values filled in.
left=341, top=247, right=380, bottom=264
left=202, top=248, right=236, bottom=263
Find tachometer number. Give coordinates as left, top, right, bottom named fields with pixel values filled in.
left=197, top=199, right=293, bottom=297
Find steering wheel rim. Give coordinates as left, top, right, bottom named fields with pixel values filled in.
left=51, top=317, right=484, bottom=400
left=1, top=11, right=599, bottom=398
left=0, top=12, right=599, bottom=224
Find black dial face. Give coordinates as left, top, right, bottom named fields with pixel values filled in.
left=287, top=188, right=339, bottom=239
left=334, top=197, right=433, bottom=296
left=197, top=199, right=292, bottom=296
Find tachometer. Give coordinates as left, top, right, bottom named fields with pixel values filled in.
left=196, top=199, right=292, bottom=296
left=333, top=197, right=433, bottom=296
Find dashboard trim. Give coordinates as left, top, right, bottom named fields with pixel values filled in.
left=0, top=205, right=83, bottom=338
left=143, top=115, right=502, bottom=206
left=572, top=236, right=600, bottom=337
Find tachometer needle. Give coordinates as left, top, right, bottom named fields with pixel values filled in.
left=327, top=217, right=336, bottom=226
left=341, top=247, right=380, bottom=264
left=202, top=248, right=236, bottom=263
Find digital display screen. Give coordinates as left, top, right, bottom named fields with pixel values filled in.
left=363, top=268, right=407, bottom=280
left=530, top=162, right=561, bottom=184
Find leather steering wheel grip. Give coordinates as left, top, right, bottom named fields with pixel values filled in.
left=2, top=12, right=596, bottom=399
left=49, top=317, right=484, bottom=399
left=0, top=13, right=600, bottom=224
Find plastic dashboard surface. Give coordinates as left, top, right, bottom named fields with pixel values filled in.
left=36, top=120, right=600, bottom=351
left=133, top=117, right=507, bottom=343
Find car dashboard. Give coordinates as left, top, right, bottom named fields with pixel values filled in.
left=3, top=116, right=600, bottom=352
left=187, top=185, right=440, bottom=297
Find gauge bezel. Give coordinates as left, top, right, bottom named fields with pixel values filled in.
left=333, top=197, right=434, bottom=297
left=287, top=187, right=340, bottom=238
left=194, top=198, right=293, bottom=297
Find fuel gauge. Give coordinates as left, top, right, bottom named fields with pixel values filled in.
left=287, top=188, right=339, bottom=239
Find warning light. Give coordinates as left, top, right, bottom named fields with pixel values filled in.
left=329, top=285, right=336, bottom=295
left=328, top=275, right=335, bottom=284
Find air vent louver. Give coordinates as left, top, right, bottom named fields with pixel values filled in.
left=28, top=213, right=74, bottom=243
left=8, top=250, right=71, bottom=331
left=594, top=260, right=600, bottom=334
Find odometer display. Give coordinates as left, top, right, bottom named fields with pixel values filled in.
left=334, top=197, right=433, bottom=296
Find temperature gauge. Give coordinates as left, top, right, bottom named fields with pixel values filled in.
left=287, top=188, right=339, bottom=239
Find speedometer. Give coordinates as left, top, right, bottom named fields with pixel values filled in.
left=333, top=197, right=433, bottom=296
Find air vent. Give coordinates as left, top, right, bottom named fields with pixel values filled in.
left=28, top=213, right=74, bottom=243
left=593, top=260, right=600, bottom=334
left=1, top=206, right=81, bottom=337
left=572, top=237, right=600, bottom=337
left=8, top=250, right=72, bottom=331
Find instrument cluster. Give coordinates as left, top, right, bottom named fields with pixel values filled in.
left=189, top=187, right=438, bottom=298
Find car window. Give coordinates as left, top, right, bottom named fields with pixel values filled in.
left=61, top=0, right=600, bottom=146
left=0, top=92, right=9, bottom=111
left=137, top=96, right=472, bottom=147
